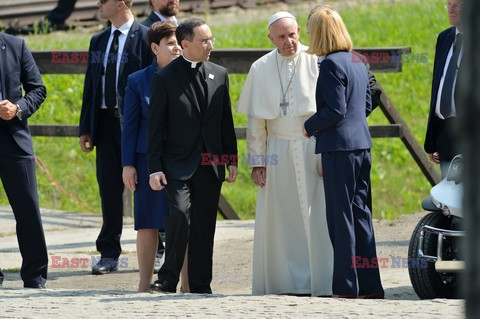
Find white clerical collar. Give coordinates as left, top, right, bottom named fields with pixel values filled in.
left=182, top=55, right=202, bottom=68
left=111, top=17, right=134, bottom=36
left=153, top=11, right=178, bottom=25
left=278, top=43, right=302, bottom=62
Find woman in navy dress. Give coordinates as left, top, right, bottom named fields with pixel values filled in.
left=122, top=22, right=182, bottom=292
left=303, top=7, right=384, bottom=298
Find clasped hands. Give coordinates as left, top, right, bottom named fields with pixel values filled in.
left=0, top=100, right=18, bottom=121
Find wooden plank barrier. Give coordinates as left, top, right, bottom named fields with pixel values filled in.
left=29, top=47, right=439, bottom=219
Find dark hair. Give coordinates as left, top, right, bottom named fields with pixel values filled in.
left=147, top=21, right=177, bottom=47
left=176, top=18, right=206, bottom=48
left=123, top=0, right=132, bottom=8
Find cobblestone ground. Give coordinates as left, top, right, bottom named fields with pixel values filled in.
left=0, top=207, right=464, bottom=318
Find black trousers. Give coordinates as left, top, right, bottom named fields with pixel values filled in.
left=322, top=150, right=383, bottom=296
left=95, top=113, right=124, bottom=258
left=94, top=112, right=164, bottom=258
left=157, top=164, right=222, bottom=293
left=46, top=0, right=77, bottom=25
left=0, top=126, right=48, bottom=286
left=433, top=116, right=458, bottom=163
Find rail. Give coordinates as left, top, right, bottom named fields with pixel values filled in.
left=28, top=47, right=440, bottom=219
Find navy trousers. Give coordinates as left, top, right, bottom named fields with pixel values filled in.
left=0, top=126, right=48, bottom=286
left=322, top=149, right=383, bottom=296
left=95, top=113, right=124, bottom=259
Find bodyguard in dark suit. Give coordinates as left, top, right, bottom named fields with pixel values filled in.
left=147, top=18, right=237, bottom=294
left=0, top=32, right=48, bottom=288
left=79, top=0, right=151, bottom=274
left=304, top=7, right=383, bottom=299
left=424, top=0, right=463, bottom=176
left=141, top=0, right=180, bottom=27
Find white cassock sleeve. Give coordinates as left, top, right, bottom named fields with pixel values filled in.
left=247, top=116, right=267, bottom=168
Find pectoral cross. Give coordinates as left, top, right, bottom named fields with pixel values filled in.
left=280, top=98, right=289, bottom=115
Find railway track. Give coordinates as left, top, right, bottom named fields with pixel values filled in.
left=0, top=0, right=298, bottom=28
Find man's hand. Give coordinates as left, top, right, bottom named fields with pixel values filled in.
left=79, top=134, right=94, bottom=152
left=302, top=124, right=309, bottom=138
left=251, top=167, right=266, bottom=188
left=225, top=165, right=238, bottom=183
left=149, top=172, right=167, bottom=191
left=122, top=165, right=137, bottom=191
left=0, top=100, right=19, bottom=121
left=429, top=152, right=440, bottom=164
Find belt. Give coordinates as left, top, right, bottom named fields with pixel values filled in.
left=100, top=108, right=119, bottom=117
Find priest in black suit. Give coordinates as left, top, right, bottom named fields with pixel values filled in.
left=147, top=18, right=237, bottom=294
left=79, top=0, right=151, bottom=274
left=0, top=32, right=48, bottom=288
left=424, top=0, right=464, bottom=176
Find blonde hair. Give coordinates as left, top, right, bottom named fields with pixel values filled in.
left=307, top=7, right=353, bottom=56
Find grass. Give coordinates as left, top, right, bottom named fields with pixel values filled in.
left=1, top=268, right=21, bottom=273
left=0, top=0, right=450, bottom=220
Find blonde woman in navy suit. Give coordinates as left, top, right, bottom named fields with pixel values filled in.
left=303, top=7, right=383, bottom=299
left=122, top=22, right=182, bottom=292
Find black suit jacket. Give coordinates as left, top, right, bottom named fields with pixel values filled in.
left=424, top=26, right=457, bottom=154
left=147, top=57, right=237, bottom=181
left=79, top=21, right=151, bottom=144
left=0, top=33, right=46, bottom=155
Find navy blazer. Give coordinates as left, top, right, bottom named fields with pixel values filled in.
left=141, top=11, right=161, bottom=28
left=122, top=62, right=156, bottom=166
left=424, top=26, right=456, bottom=154
left=0, top=33, right=46, bottom=155
left=147, top=57, right=237, bottom=181
left=79, top=21, right=152, bottom=145
left=305, top=51, right=372, bottom=153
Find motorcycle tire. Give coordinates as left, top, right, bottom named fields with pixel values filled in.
left=408, top=212, right=458, bottom=299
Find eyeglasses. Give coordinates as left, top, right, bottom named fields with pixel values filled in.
left=444, top=2, right=463, bottom=10
left=193, top=37, right=215, bottom=46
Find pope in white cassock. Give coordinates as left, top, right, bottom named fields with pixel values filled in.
left=237, top=11, right=333, bottom=296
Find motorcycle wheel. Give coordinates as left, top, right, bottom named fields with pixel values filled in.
left=408, top=212, right=458, bottom=299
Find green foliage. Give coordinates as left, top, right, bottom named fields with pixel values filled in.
left=0, top=0, right=449, bottom=220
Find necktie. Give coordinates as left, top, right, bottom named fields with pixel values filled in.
left=440, top=33, right=463, bottom=118
left=105, top=30, right=121, bottom=109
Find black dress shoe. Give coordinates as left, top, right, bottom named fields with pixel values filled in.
left=332, top=294, right=357, bottom=299
left=92, top=258, right=118, bottom=275
left=358, top=291, right=385, bottom=299
left=24, top=283, right=46, bottom=289
left=149, top=279, right=176, bottom=293
left=190, top=287, right=212, bottom=294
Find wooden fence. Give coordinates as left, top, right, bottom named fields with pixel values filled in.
left=30, top=47, right=440, bottom=219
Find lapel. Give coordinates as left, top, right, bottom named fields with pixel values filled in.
left=92, top=29, right=110, bottom=92
left=439, top=28, right=456, bottom=75
left=174, top=59, right=202, bottom=115
left=432, top=27, right=455, bottom=96
left=203, top=62, right=216, bottom=113
left=0, top=37, right=6, bottom=98
left=120, top=21, right=139, bottom=79
left=149, top=11, right=161, bottom=23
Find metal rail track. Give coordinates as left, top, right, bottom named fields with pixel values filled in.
left=0, top=0, right=298, bottom=27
